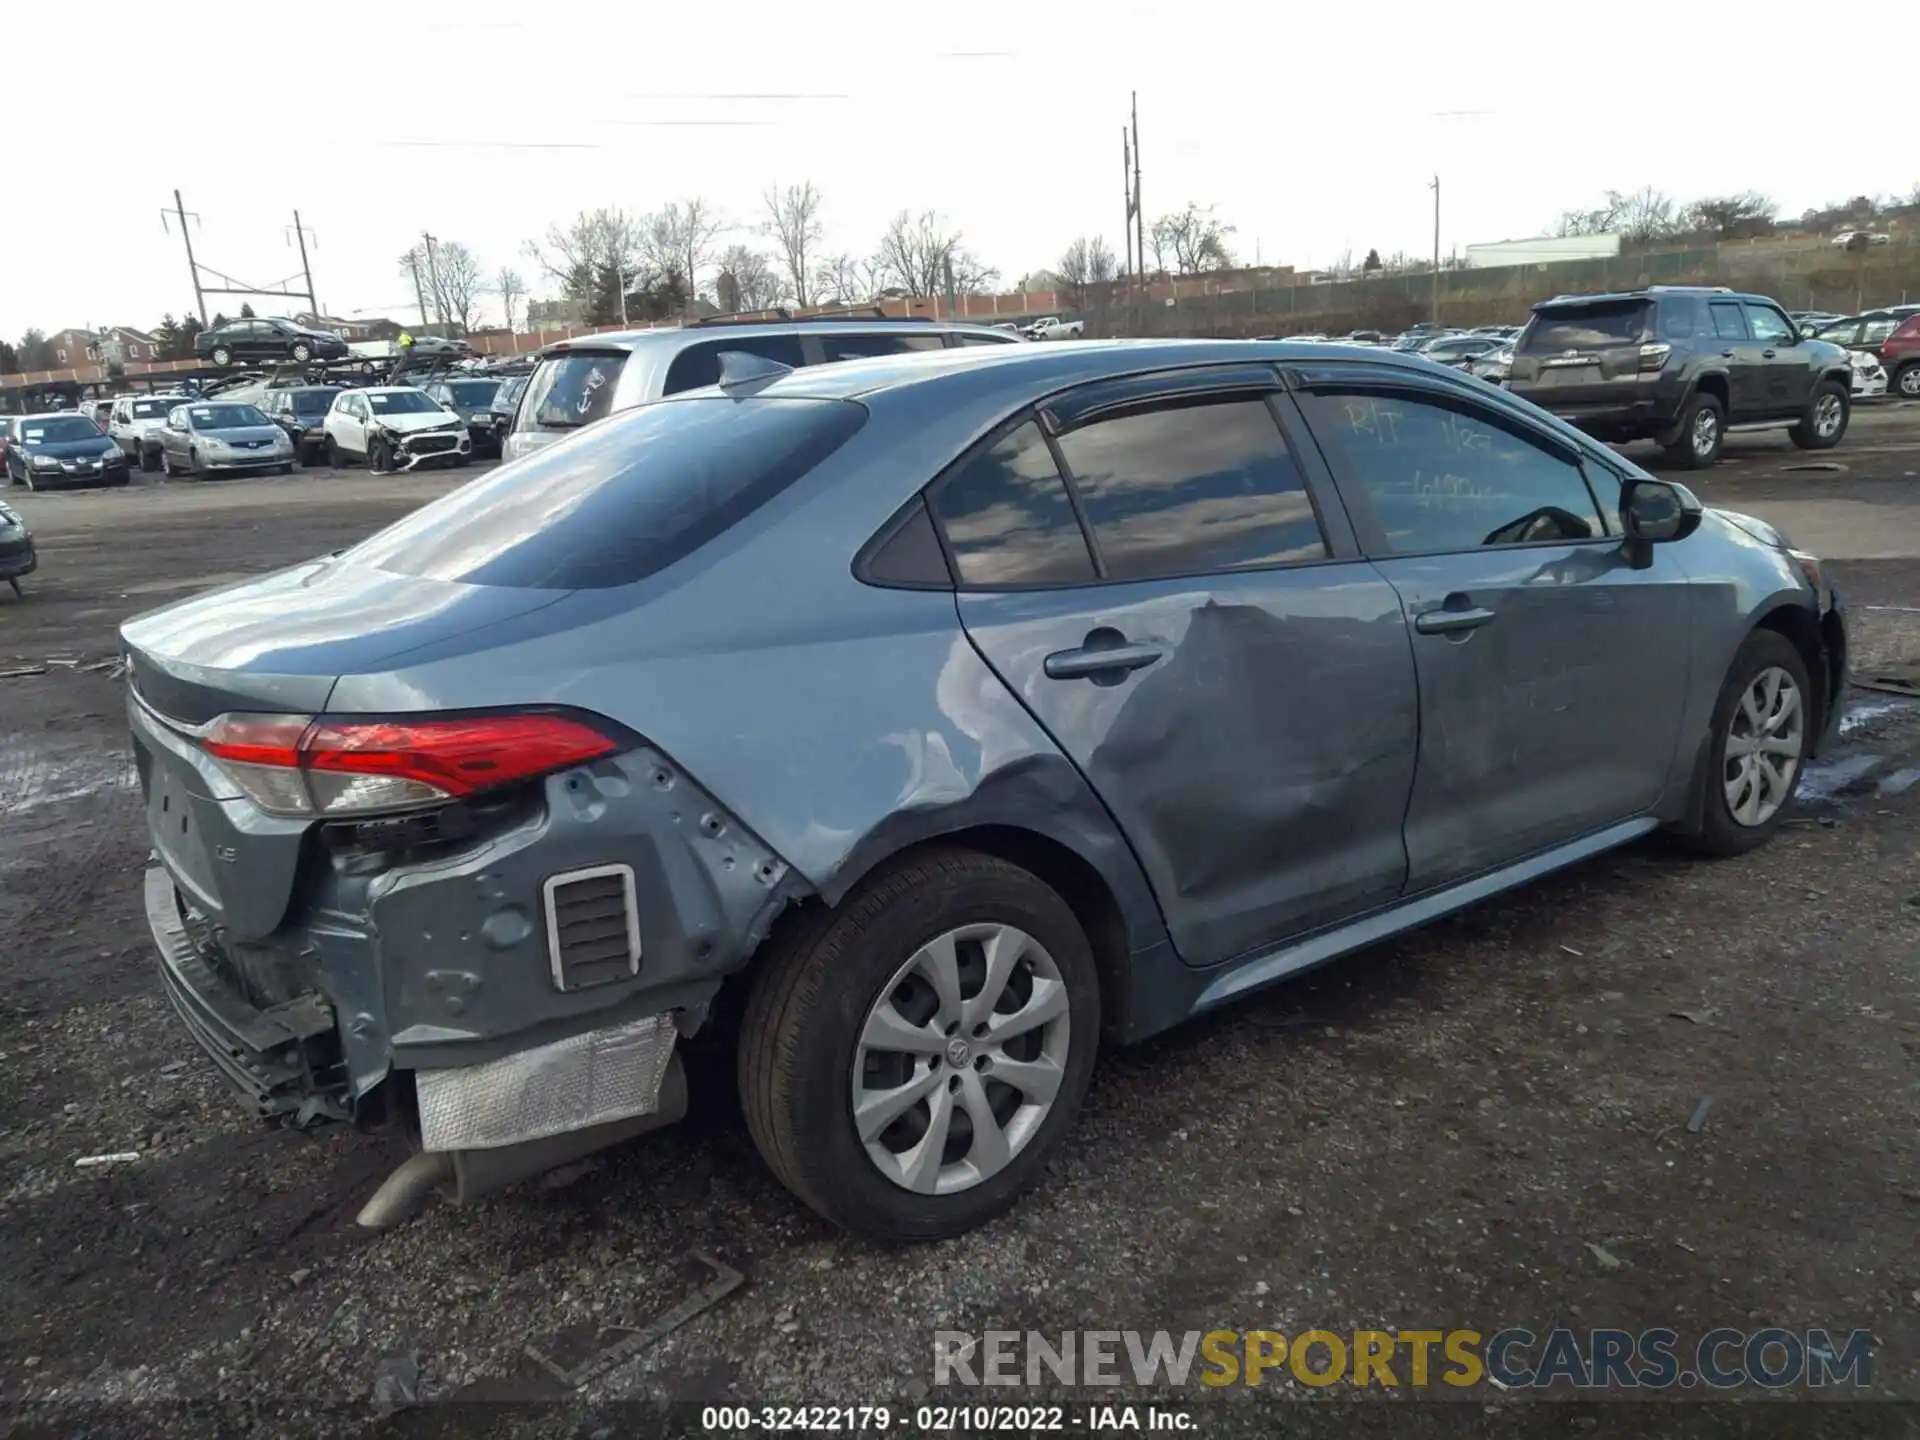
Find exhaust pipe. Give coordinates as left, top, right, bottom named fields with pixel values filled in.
left=356, top=1053, right=688, bottom=1229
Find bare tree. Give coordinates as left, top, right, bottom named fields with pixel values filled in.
left=428, top=241, right=483, bottom=335
left=763, top=181, right=824, bottom=309
left=494, top=266, right=526, bottom=331
left=874, top=211, right=998, bottom=299
left=643, top=198, right=727, bottom=309
left=1148, top=203, right=1235, bottom=274
left=1554, top=188, right=1679, bottom=247
left=1056, top=235, right=1117, bottom=307
left=525, top=208, right=646, bottom=325
left=816, top=252, right=884, bottom=306
left=1683, top=192, right=1778, bottom=241
left=715, top=245, right=784, bottom=313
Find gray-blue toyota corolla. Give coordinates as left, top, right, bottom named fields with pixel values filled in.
left=122, top=339, right=1847, bottom=1239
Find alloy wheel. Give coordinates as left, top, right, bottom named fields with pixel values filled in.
left=1900, top=367, right=1920, bottom=399
left=1692, top=407, right=1720, bottom=458
left=1813, top=393, right=1844, bottom=439
left=850, top=923, right=1071, bottom=1196
left=1723, top=665, right=1805, bottom=827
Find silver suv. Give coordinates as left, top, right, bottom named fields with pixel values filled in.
left=502, top=315, right=1018, bottom=462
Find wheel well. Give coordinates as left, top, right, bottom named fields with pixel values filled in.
left=730, top=827, right=1136, bottom=1045
left=1753, top=604, right=1828, bottom=734
left=1694, top=373, right=1729, bottom=409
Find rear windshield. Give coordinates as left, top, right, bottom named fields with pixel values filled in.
left=291, top=389, right=340, bottom=414
left=347, top=397, right=867, bottom=589
left=516, top=352, right=627, bottom=433
left=442, top=380, right=500, bottom=407
left=1521, top=302, right=1650, bottom=352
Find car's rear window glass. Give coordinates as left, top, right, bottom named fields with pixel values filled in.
left=347, top=397, right=866, bottom=589
left=1520, top=303, right=1650, bottom=352
left=516, top=351, right=628, bottom=432
left=930, top=421, right=1095, bottom=587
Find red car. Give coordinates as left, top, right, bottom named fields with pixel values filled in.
left=1880, top=314, right=1920, bottom=399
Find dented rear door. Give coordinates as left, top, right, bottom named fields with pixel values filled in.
left=932, top=375, right=1419, bottom=969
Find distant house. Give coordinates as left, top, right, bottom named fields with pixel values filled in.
left=294, top=313, right=382, bottom=341
left=99, top=327, right=161, bottom=364
left=526, top=298, right=587, bottom=330
left=46, top=329, right=100, bottom=366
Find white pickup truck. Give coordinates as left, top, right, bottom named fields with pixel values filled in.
left=1026, top=316, right=1084, bottom=340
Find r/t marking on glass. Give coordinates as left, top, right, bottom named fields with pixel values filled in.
left=1342, top=398, right=1403, bottom=445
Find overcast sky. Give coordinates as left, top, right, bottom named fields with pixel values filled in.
left=7, top=2, right=1913, bottom=340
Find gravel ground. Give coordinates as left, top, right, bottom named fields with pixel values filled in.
left=2, top=414, right=1918, bottom=1438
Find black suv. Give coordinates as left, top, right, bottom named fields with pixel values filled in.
left=259, top=386, right=344, bottom=465
left=1506, top=286, right=1855, bottom=468
left=195, top=318, right=350, bottom=367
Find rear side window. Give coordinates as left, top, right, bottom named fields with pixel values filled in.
left=1658, top=298, right=1699, bottom=339
left=516, top=351, right=628, bottom=433
left=346, top=398, right=866, bottom=589
left=1709, top=302, right=1749, bottom=340
left=930, top=421, right=1095, bottom=587
left=816, top=332, right=948, bottom=361
left=1520, top=303, right=1650, bottom=353
left=663, top=336, right=807, bottom=395
left=1054, top=397, right=1327, bottom=580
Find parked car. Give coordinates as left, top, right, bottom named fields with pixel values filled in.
left=1812, top=312, right=1920, bottom=399
left=1506, top=287, right=1855, bottom=468
left=6, top=411, right=131, bottom=490
left=109, top=393, right=196, bottom=471
left=1417, top=335, right=1507, bottom=368
left=123, top=338, right=1847, bottom=1241
left=486, top=373, right=528, bottom=449
left=422, top=377, right=504, bottom=457
left=259, top=386, right=344, bottom=465
left=0, top=498, right=36, bottom=596
left=0, top=417, right=19, bottom=470
left=1027, top=316, right=1085, bottom=340
left=196, top=317, right=349, bottom=368
left=1830, top=231, right=1891, bottom=248
left=1461, top=341, right=1515, bottom=384
left=157, top=402, right=296, bottom=479
left=1791, top=311, right=1845, bottom=334
left=323, top=387, right=471, bottom=472
left=502, top=317, right=1018, bottom=464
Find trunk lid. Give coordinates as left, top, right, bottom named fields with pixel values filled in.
left=123, top=556, right=564, bottom=938
left=1508, top=299, right=1652, bottom=406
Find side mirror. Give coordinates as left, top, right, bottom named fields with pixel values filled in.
left=1620, top=477, right=1702, bottom=566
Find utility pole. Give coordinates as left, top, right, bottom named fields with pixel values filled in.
left=170, top=189, right=207, bottom=327
left=618, top=259, right=629, bottom=327
left=1122, top=127, right=1135, bottom=296
left=404, top=249, right=431, bottom=327
left=290, top=211, right=320, bottom=321
left=1121, top=91, right=1136, bottom=297
left=1430, top=174, right=1441, bottom=326
left=421, top=233, right=445, bottom=327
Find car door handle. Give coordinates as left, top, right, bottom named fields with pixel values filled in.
left=1721, top=350, right=1736, bottom=358
left=1762, top=349, right=1777, bottom=359
left=1044, top=638, right=1163, bottom=681
left=1413, top=606, right=1497, bottom=635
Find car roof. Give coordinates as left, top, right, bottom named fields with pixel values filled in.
left=736, top=337, right=1456, bottom=405
left=1533, top=286, right=1780, bottom=310
left=542, top=319, right=1018, bottom=356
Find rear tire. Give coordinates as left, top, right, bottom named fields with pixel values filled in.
left=291, top=341, right=312, bottom=363
left=325, top=437, right=346, bottom=468
left=1789, top=380, right=1849, bottom=450
left=738, top=848, right=1100, bottom=1241
left=1894, top=361, right=1920, bottom=401
left=1663, top=392, right=1724, bottom=469
left=161, top=450, right=178, bottom=477
left=211, top=346, right=232, bottom=367
left=138, top=445, right=158, bottom=473
left=275, top=463, right=294, bottom=476
left=7, top=577, right=19, bottom=597
left=1673, top=629, right=1812, bottom=858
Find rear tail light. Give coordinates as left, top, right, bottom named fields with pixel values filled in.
left=200, top=712, right=620, bottom=817
left=1637, top=343, right=1671, bottom=372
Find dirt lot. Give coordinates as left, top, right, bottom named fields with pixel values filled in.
left=2, top=414, right=1919, bottom=1437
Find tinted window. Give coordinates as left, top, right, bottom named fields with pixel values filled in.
left=1054, top=398, right=1327, bottom=580
left=1658, top=299, right=1699, bottom=339
left=1520, top=303, right=1649, bottom=353
left=1814, top=319, right=1860, bottom=346
left=291, top=389, right=339, bottom=414
left=1861, top=318, right=1898, bottom=344
left=518, top=351, right=628, bottom=432
left=1745, top=305, right=1793, bottom=341
left=443, top=380, right=500, bottom=407
left=347, top=397, right=865, bottom=590
left=930, top=421, right=1095, bottom=587
left=816, top=332, right=948, bottom=361
left=961, top=332, right=1019, bottom=346
left=19, top=417, right=101, bottom=443
left=1303, top=390, right=1603, bottom=553
left=662, top=336, right=807, bottom=395
left=1710, top=303, right=1749, bottom=340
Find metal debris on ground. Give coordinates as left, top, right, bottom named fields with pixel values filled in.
left=1782, top=462, right=1846, bottom=473
left=1585, top=1241, right=1624, bottom=1272
left=1856, top=673, right=1920, bottom=699
left=0, top=665, right=48, bottom=680
left=1687, top=1097, right=1715, bottom=1134
left=524, top=1249, right=744, bottom=1391
left=371, top=1353, right=420, bottom=1417
left=74, top=1152, right=141, bottom=1169
left=1668, top=1008, right=1718, bottom=1026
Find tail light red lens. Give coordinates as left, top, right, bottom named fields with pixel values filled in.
left=201, top=712, right=620, bottom=817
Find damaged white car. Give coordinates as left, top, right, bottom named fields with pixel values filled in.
left=1846, top=350, right=1888, bottom=400
left=323, top=387, right=473, bottom=472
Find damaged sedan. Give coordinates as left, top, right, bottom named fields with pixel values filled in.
left=123, top=340, right=1847, bottom=1240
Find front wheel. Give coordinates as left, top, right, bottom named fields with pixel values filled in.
left=1790, top=380, right=1849, bottom=450
left=211, top=346, right=232, bottom=366
left=1674, top=629, right=1812, bottom=858
left=1894, top=361, right=1920, bottom=400
left=325, top=437, right=346, bottom=468
left=161, top=449, right=178, bottom=477
left=739, top=848, right=1100, bottom=1241
left=368, top=437, right=392, bottom=474
left=138, top=446, right=158, bottom=473
left=290, top=341, right=312, bottom=363
left=1663, top=392, right=1724, bottom=469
